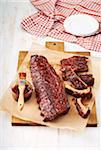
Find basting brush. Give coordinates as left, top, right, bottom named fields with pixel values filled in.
left=18, top=72, right=26, bottom=110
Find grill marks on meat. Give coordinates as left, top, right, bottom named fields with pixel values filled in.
left=61, top=56, right=88, bottom=73
left=61, top=56, right=94, bottom=91
left=30, top=55, right=70, bottom=121
left=61, top=56, right=89, bottom=90
left=64, top=81, right=92, bottom=99
left=30, top=55, right=94, bottom=120
left=62, top=67, right=87, bottom=90
left=60, top=56, right=94, bottom=119
left=78, top=74, right=94, bottom=86
left=73, top=98, right=90, bottom=119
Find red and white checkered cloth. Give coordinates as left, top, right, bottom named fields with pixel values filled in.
left=21, top=0, right=101, bottom=52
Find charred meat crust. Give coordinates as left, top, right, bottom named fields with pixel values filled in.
left=30, top=55, right=70, bottom=121
left=64, top=81, right=92, bottom=99
left=60, top=56, right=94, bottom=119
left=78, top=74, right=94, bottom=86
left=73, top=98, right=90, bottom=119
left=43, top=110, right=69, bottom=122
left=60, top=56, right=88, bottom=73
left=60, top=56, right=89, bottom=90
left=61, top=56, right=94, bottom=101
left=61, top=67, right=87, bottom=90
left=65, top=87, right=92, bottom=99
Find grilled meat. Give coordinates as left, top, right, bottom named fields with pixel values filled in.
left=30, top=55, right=70, bottom=121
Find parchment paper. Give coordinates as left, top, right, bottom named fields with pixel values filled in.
left=0, top=42, right=101, bottom=131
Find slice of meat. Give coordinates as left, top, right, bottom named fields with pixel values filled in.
left=60, top=56, right=89, bottom=90
left=78, top=74, right=94, bottom=86
left=64, top=81, right=92, bottom=99
left=60, top=56, right=94, bottom=98
left=61, top=56, right=88, bottom=72
left=30, top=55, right=70, bottom=121
left=61, top=66, right=87, bottom=90
left=73, top=98, right=90, bottom=118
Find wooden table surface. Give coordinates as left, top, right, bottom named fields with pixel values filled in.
left=0, top=1, right=101, bottom=150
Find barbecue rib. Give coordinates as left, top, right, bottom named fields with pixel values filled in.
left=30, top=55, right=70, bottom=121
left=60, top=56, right=94, bottom=118
left=61, top=66, right=87, bottom=90
left=64, top=81, right=92, bottom=99
left=61, top=56, right=88, bottom=73
left=60, top=56, right=94, bottom=97
left=61, top=56, right=89, bottom=90
left=73, top=98, right=90, bottom=118
left=78, top=74, right=94, bottom=86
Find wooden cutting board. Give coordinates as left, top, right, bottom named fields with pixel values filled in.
left=12, top=42, right=97, bottom=127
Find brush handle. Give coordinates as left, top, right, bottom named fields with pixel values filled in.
left=18, top=85, right=25, bottom=110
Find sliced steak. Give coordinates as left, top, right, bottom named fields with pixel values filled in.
left=64, top=81, right=92, bottom=99
left=73, top=98, right=90, bottom=118
left=60, top=56, right=94, bottom=99
left=61, top=66, right=87, bottom=90
left=78, top=74, right=94, bottom=86
left=30, top=55, right=70, bottom=121
left=61, top=56, right=88, bottom=72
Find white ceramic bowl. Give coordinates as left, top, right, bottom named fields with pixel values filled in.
left=64, top=14, right=99, bottom=37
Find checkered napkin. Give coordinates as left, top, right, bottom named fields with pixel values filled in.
left=21, top=0, right=101, bottom=52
